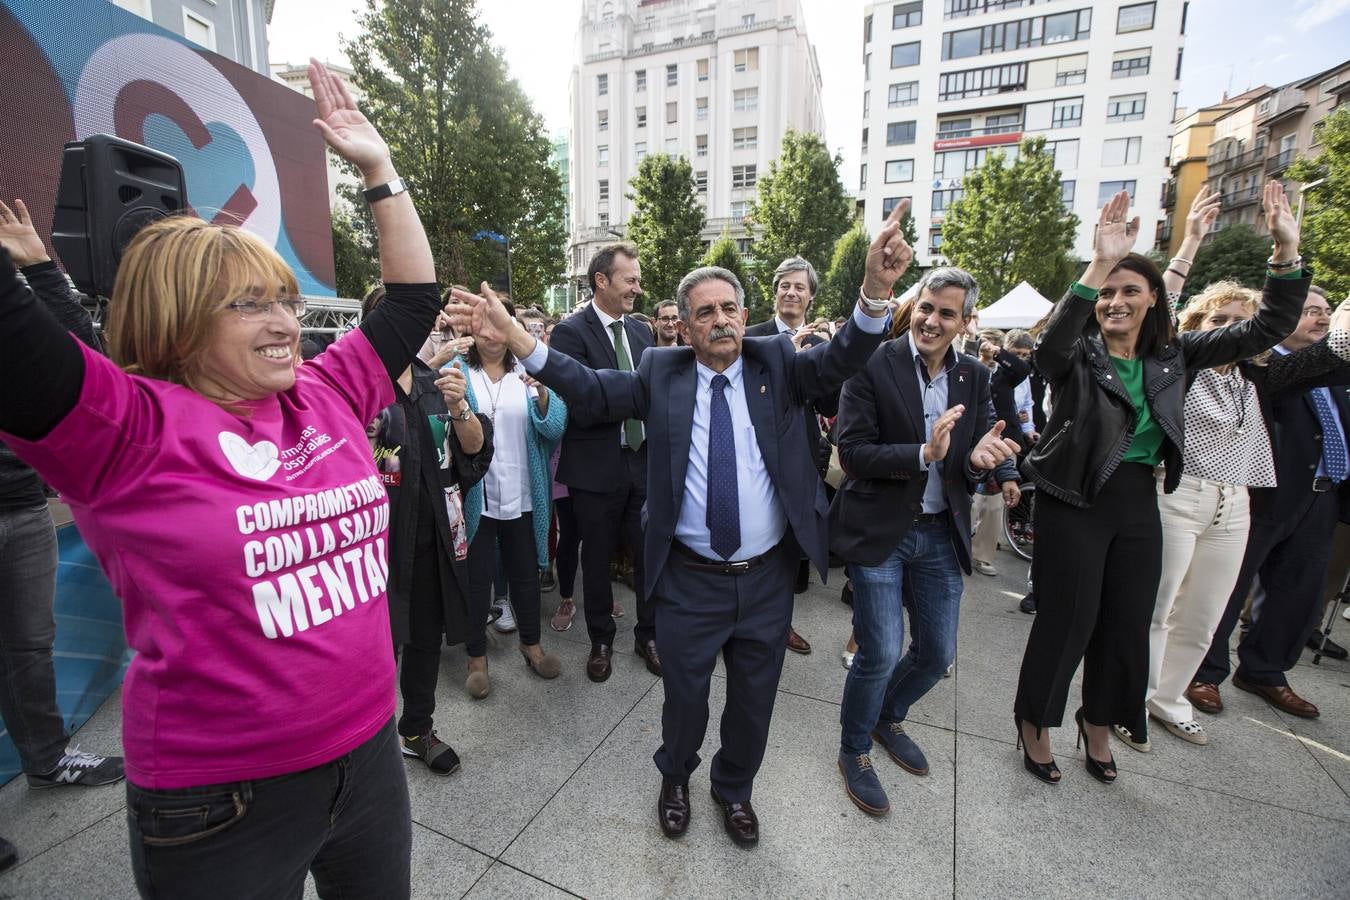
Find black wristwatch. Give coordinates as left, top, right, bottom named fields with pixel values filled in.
left=362, top=177, right=406, bottom=204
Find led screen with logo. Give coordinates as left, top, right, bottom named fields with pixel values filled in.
left=0, top=0, right=336, bottom=295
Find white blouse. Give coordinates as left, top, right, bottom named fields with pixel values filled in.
left=1181, top=365, right=1276, bottom=487
left=469, top=364, right=535, bottom=520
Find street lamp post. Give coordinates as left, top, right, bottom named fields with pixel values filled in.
left=1297, top=177, right=1327, bottom=227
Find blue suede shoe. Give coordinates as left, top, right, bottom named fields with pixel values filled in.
left=838, top=751, right=890, bottom=816
left=871, top=722, right=930, bottom=775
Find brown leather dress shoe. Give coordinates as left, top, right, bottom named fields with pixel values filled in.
left=786, top=627, right=812, bottom=655
left=1186, top=680, right=1223, bottom=715
left=657, top=779, right=689, bottom=838
left=1233, top=675, right=1319, bottom=718
left=635, top=639, right=662, bottom=677
left=710, top=786, right=759, bottom=848
left=587, top=644, right=612, bottom=683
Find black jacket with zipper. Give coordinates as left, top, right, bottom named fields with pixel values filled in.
left=1021, top=273, right=1308, bottom=508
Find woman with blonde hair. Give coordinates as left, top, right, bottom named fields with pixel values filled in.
left=0, top=63, right=437, bottom=897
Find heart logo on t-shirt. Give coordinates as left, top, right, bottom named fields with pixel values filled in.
left=218, top=432, right=282, bottom=481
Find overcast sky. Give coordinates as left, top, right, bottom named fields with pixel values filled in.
left=268, top=0, right=1350, bottom=192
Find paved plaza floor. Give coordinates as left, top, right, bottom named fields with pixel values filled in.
left=2, top=547, right=1348, bottom=898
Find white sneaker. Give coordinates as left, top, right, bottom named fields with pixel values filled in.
left=1161, top=718, right=1208, bottom=745
left=1343, top=604, right=1350, bottom=621
left=493, top=600, right=517, bottom=633
left=973, top=560, right=998, bottom=576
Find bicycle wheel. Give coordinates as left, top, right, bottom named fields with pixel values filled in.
left=1003, top=487, right=1034, bottom=561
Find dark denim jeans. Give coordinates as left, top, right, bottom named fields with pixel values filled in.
left=127, top=718, right=411, bottom=899
left=0, top=503, right=69, bottom=774
left=840, top=518, right=963, bottom=756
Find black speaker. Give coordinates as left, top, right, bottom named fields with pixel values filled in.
left=51, top=134, right=187, bottom=298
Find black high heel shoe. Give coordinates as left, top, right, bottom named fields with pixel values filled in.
left=1014, top=716, right=1060, bottom=785
left=1074, top=708, right=1118, bottom=784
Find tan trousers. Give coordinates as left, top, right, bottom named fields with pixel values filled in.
left=1147, top=474, right=1251, bottom=725
left=971, top=491, right=1004, bottom=565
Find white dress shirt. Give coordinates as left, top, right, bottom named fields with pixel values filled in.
left=773, top=316, right=800, bottom=335
left=592, top=305, right=645, bottom=447
left=1013, top=379, right=1036, bottom=435
left=468, top=365, right=534, bottom=520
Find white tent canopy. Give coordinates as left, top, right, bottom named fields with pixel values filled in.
left=976, top=281, right=1052, bottom=330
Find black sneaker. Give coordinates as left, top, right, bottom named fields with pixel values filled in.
left=540, top=567, right=557, bottom=593
left=401, top=732, right=461, bottom=775
left=0, top=835, right=16, bottom=872
left=1019, top=593, right=1037, bottom=615
left=26, top=746, right=124, bottom=788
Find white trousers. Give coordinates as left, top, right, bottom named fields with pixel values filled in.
left=971, top=491, right=1004, bottom=564
left=1147, top=473, right=1251, bottom=724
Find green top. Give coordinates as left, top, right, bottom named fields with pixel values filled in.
left=1111, top=356, right=1165, bottom=465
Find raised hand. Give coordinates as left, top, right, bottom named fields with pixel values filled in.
left=308, top=59, right=391, bottom=179
left=862, top=198, right=914, bottom=300
left=435, top=365, right=467, bottom=409
left=923, top=404, right=964, bottom=465
left=0, top=199, right=50, bottom=267
left=1184, top=185, right=1221, bottom=242
left=447, top=282, right=534, bottom=358
left=969, top=420, right=1022, bottom=470
left=1092, top=190, right=1140, bottom=266
left=1262, top=180, right=1300, bottom=260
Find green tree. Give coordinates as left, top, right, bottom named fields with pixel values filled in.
left=625, top=153, right=705, bottom=310
left=1289, top=106, right=1350, bottom=298
left=1188, top=224, right=1271, bottom=291
left=821, top=226, right=869, bottom=320
left=749, top=130, right=851, bottom=304
left=330, top=208, right=379, bottom=299
left=343, top=0, right=565, bottom=301
left=702, top=229, right=746, bottom=289
left=940, top=136, right=1079, bottom=304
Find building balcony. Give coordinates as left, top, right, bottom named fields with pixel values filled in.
left=1161, top=180, right=1177, bottom=210
left=1230, top=146, right=1267, bottom=171
left=1206, top=155, right=1233, bottom=176
left=1155, top=219, right=1173, bottom=249
left=1221, top=185, right=1261, bottom=208
left=1266, top=148, right=1297, bottom=174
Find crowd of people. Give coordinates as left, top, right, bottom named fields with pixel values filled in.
left=0, top=60, right=1346, bottom=897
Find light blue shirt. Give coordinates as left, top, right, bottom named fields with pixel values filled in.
left=1274, top=343, right=1346, bottom=480
left=909, top=334, right=959, bottom=514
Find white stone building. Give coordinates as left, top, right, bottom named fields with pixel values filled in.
left=568, top=0, right=826, bottom=294
left=857, top=0, right=1186, bottom=265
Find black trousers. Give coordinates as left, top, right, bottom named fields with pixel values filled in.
left=570, top=446, right=654, bottom=647
left=1196, top=488, right=1339, bottom=688
left=398, top=535, right=457, bottom=738
left=465, top=512, right=542, bottom=656
left=1015, top=464, right=1162, bottom=737
left=652, top=540, right=796, bottom=804
left=555, top=496, right=580, bottom=598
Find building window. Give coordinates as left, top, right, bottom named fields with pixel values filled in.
left=1061, top=180, right=1076, bottom=212
left=929, top=227, right=943, bottom=254
left=1101, top=136, right=1142, bottom=166
left=886, top=121, right=917, bottom=145
left=882, top=196, right=910, bottom=220
left=666, top=64, right=678, bottom=86
left=1112, top=50, right=1150, bottom=78
left=863, top=90, right=870, bottom=118
left=696, top=97, right=708, bottom=121
left=938, top=118, right=973, bottom=139
left=1106, top=93, right=1146, bottom=123
left=731, top=200, right=750, bottom=219
left=742, top=14, right=756, bottom=26
left=885, top=159, right=914, bottom=183
left=698, top=58, right=710, bottom=82
left=696, top=134, right=708, bottom=157
left=599, top=212, right=609, bottom=228
left=734, top=88, right=758, bottom=112
left=598, top=110, right=609, bottom=132
left=892, top=2, right=923, bottom=29
left=183, top=10, right=216, bottom=51
left=891, top=41, right=920, bottom=68
left=1055, top=64, right=1087, bottom=86
left=695, top=170, right=708, bottom=193
left=986, top=112, right=1021, bottom=134
left=1047, top=138, right=1079, bottom=171
left=597, top=74, right=608, bottom=96
left=112, top=0, right=151, bottom=18
left=889, top=81, right=919, bottom=107
left=666, top=102, right=678, bottom=124
left=733, top=126, right=758, bottom=150
left=864, top=52, right=871, bottom=79
left=665, top=137, right=679, bottom=154
left=931, top=188, right=964, bottom=213
left=862, top=126, right=869, bottom=150
left=1117, top=2, right=1155, bottom=33
left=734, top=48, right=759, bottom=73
left=939, top=62, right=1027, bottom=101
left=598, top=179, right=609, bottom=202
left=864, top=14, right=873, bottom=44
left=942, top=8, right=1092, bottom=60
left=597, top=145, right=609, bottom=165
left=636, top=70, right=647, bottom=92
left=635, top=141, right=647, bottom=161
left=732, top=164, right=758, bottom=189
left=1097, top=180, right=1137, bottom=206
left=636, top=107, right=647, bottom=128
left=1052, top=97, right=1083, bottom=128
left=860, top=163, right=868, bottom=190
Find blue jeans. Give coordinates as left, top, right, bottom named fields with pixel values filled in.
left=840, top=517, right=963, bottom=755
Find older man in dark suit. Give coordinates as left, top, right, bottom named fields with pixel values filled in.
left=448, top=203, right=914, bottom=848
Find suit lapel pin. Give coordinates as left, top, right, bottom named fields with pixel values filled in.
left=760, top=385, right=766, bottom=394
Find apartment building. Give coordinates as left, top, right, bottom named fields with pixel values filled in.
left=859, top=0, right=1186, bottom=265
left=568, top=0, right=825, bottom=292
left=1201, top=60, right=1350, bottom=239
left=111, top=0, right=272, bottom=75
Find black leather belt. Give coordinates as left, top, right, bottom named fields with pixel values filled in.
left=671, top=540, right=778, bottom=575
left=1313, top=476, right=1337, bottom=493
left=913, top=512, right=947, bottom=525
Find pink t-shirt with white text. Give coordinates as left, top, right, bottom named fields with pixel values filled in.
left=3, top=331, right=396, bottom=788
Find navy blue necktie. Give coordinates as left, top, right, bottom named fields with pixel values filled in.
left=1311, top=389, right=1349, bottom=482
left=707, top=374, right=741, bottom=560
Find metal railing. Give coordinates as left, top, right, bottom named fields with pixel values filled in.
left=1266, top=148, right=1297, bottom=173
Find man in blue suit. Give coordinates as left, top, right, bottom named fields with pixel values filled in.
left=450, top=203, right=915, bottom=847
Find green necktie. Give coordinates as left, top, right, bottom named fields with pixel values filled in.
left=610, top=320, right=644, bottom=451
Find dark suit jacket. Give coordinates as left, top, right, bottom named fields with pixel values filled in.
left=534, top=317, right=886, bottom=598
left=829, top=337, right=994, bottom=572
left=1250, top=376, right=1350, bottom=524
left=990, top=348, right=1031, bottom=454
left=548, top=304, right=655, bottom=492
left=744, top=320, right=838, bottom=474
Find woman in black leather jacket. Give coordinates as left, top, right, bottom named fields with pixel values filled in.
left=1012, top=184, right=1306, bottom=785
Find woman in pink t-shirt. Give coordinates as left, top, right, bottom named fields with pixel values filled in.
left=0, top=63, right=434, bottom=899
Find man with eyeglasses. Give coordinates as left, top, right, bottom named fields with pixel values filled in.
left=654, top=300, right=681, bottom=347
left=1194, top=286, right=1350, bottom=719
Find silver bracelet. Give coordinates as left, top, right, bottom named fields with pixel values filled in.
left=858, top=287, right=891, bottom=313
left=1170, top=255, right=1192, bottom=267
